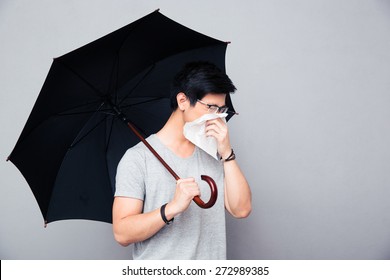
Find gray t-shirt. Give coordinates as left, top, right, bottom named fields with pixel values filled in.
left=115, top=134, right=226, bottom=260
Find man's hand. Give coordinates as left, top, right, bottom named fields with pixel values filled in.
left=167, top=178, right=200, bottom=217
left=205, top=118, right=232, bottom=159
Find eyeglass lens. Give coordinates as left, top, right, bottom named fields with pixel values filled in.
left=209, top=106, right=228, bottom=114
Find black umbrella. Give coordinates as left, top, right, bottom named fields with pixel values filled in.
left=8, top=10, right=236, bottom=225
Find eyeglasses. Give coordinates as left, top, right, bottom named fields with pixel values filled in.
left=197, top=99, right=238, bottom=115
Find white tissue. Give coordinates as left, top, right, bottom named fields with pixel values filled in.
left=183, top=113, right=228, bottom=160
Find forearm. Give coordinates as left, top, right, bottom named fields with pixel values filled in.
left=113, top=202, right=178, bottom=246
left=224, top=160, right=252, bottom=218
left=113, top=208, right=164, bottom=246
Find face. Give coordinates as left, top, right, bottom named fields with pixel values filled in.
left=178, top=93, right=227, bottom=122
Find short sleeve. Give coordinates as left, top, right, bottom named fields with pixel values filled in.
left=114, top=147, right=146, bottom=200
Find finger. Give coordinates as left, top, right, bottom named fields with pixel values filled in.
left=177, top=177, right=195, bottom=185
left=205, top=126, right=218, bottom=136
left=188, top=186, right=201, bottom=197
left=180, top=184, right=201, bottom=198
left=206, top=118, right=226, bottom=129
left=177, top=181, right=199, bottom=192
left=205, top=129, right=220, bottom=139
left=206, top=120, right=228, bottom=133
left=206, top=125, right=228, bottom=140
left=205, top=123, right=223, bottom=134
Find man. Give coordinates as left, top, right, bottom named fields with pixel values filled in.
left=113, top=61, right=251, bottom=259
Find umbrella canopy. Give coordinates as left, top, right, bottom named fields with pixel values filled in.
left=8, top=10, right=235, bottom=224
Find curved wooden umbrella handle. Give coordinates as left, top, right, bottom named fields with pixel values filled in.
left=192, top=175, right=218, bottom=209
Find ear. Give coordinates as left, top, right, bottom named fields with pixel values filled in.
left=176, top=92, right=188, bottom=111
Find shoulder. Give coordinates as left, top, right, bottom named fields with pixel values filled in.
left=118, top=135, right=159, bottom=167
left=117, top=142, right=147, bottom=173
left=122, top=142, right=147, bottom=159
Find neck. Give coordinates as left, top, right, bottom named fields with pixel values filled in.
left=156, top=110, right=195, bottom=157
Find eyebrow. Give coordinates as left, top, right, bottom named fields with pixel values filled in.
left=206, top=102, right=226, bottom=107
left=197, top=99, right=227, bottom=108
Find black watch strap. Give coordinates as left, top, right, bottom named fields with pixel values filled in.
left=160, top=203, right=174, bottom=225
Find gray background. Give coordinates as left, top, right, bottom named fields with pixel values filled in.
left=1, top=0, right=389, bottom=260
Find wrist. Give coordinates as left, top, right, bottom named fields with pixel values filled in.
left=164, top=202, right=180, bottom=220
left=160, top=203, right=174, bottom=224
left=220, top=148, right=236, bottom=162
left=219, top=147, right=232, bottom=160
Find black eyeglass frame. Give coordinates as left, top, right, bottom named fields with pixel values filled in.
left=196, top=99, right=238, bottom=115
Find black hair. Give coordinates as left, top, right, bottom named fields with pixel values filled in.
left=170, top=61, right=236, bottom=110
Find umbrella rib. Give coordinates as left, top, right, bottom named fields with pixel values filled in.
left=69, top=103, right=107, bottom=148
left=70, top=117, right=107, bottom=148
left=55, top=97, right=166, bottom=119
left=56, top=101, right=105, bottom=116
left=56, top=60, right=106, bottom=97
left=113, top=15, right=156, bottom=105
left=119, top=96, right=168, bottom=109
left=118, top=63, right=156, bottom=106
left=103, top=115, right=117, bottom=195
left=110, top=53, right=120, bottom=105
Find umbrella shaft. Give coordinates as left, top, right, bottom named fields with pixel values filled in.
left=126, top=121, right=180, bottom=181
